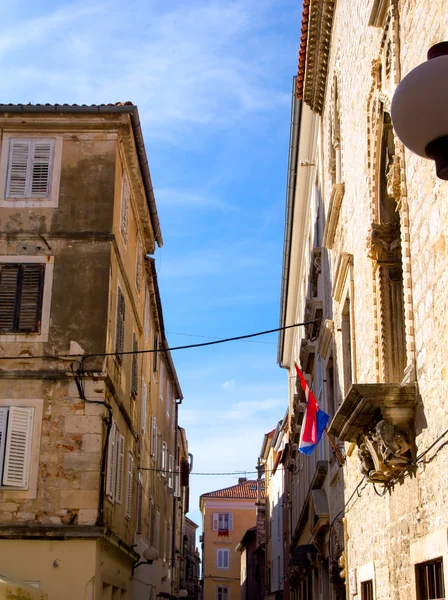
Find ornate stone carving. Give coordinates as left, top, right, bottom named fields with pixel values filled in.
left=368, top=221, right=401, bottom=263
left=357, top=419, right=411, bottom=482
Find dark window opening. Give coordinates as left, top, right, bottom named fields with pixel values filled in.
left=361, top=580, right=374, bottom=600
left=416, top=558, right=445, bottom=600
left=0, top=263, right=45, bottom=333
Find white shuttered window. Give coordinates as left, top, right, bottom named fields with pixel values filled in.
left=168, top=454, right=174, bottom=489
left=150, top=416, right=157, bottom=459
left=141, top=381, right=147, bottom=436
left=106, top=423, right=117, bottom=500
left=115, top=433, right=125, bottom=505
left=125, top=453, right=134, bottom=520
left=6, top=139, right=53, bottom=199
left=1, top=407, right=34, bottom=488
left=217, top=549, right=230, bottom=569
left=161, top=441, right=167, bottom=477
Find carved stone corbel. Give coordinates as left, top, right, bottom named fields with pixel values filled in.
left=357, top=418, right=411, bottom=482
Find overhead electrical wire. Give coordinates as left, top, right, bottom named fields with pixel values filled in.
left=0, top=319, right=321, bottom=361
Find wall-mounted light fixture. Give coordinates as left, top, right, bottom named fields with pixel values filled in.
left=391, top=41, right=448, bottom=180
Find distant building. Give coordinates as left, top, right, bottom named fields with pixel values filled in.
left=199, top=478, right=263, bottom=600
left=184, top=516, right=201, bottom=600
left=260, top=418, right=288, bottom=600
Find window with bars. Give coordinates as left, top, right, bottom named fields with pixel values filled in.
left=416, top=558, right=445, bottom=600
left=131, top=333, right=138, bottom=398
left=0, top=406, right=34, bottom=488
left=6, top=139, right=54, bottom=199
left=361, top=580, right=374, bottom=600
left=115, top=287, right=125, bottom=362
left=0, top=264, right=45, bottom=333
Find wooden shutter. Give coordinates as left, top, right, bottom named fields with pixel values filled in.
left=136, top=472, right=143, bottom=534
left=228, top=512, right=233, bottom=531
left=150, top=416, right=157, bottom=458
left=174, top=466, right=180, bottom=497
left=0, top=264, right=44, bottom=333
left=6, top=139, right=52, bottom=198
left=125, top=453, right=134, bottom=520
left=0, top=264, right=19, bottom=332
left=223, top=550, right=229, bottom=568
left=161, top=441, right=167, bottom=477
left=115, top=287, right=125, bottom=361
left=18, top=264, right=45, bottom=332
left=217, top=549, right=223, bottom=568
left=30, top=141, right=52, bottom=197
left=141, top=381, right=147, bottom=436
left=159, top=362, right=165, bottom=403
left=115, top=432, right=125, bottom=505
left=144, top=292, right=150, bottom=339
left=2, top=406, right=34, bottom=487
left=0, top=408, right=9, bottom=484
left=212, top=513, right=219, bottom=531
left=106, top=422, right=117, bottom=499
left=136, top=236, right=143, bottom=292
left=155, top=510, right=160, bottom=551
left=168, top=454, right=174, bottom=488
left=6, top=141, right=30, bottom=198
left=120, top=173, right=130, bottom=245
left=131, top=333, right=138, bottom=397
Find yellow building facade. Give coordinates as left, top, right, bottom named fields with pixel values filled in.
left=200, top=479, right=260, bottom=600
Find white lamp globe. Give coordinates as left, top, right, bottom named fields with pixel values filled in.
left=178, top=590, right=188, bottom=598
left=391, top=42, right=448, bottom=179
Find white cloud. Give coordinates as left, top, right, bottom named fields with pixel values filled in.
left=0, top=0, right=290, bottom=144
left=156, top=189, right=239, bottom=212
left=221, top=379, right=236, bottom=390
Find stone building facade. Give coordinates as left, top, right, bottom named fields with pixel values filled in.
left=0, top=104, right=188, bottom=600
left=278, top=1, right=448, bottom=599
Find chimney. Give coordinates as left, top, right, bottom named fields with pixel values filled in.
left=238, top=477, right=247, bottom=484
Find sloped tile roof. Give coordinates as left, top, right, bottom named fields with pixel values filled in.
left=201, top=479, right=265, bottom=500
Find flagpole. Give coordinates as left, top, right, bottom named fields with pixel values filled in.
left=325, top=428, right=345, bottom=465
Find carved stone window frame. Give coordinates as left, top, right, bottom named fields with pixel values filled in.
left=366, top=2, right=415, bottom=383
left=332, top=253, right=357, bottom=395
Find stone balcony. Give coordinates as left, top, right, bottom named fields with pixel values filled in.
left=328, top=383, right=417, bottom=483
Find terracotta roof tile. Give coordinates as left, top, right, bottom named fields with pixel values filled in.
left=200, top=479, right=265, bottom=500
left=297, top=0, right=310, bottom=100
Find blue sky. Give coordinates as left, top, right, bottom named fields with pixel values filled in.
left=2, top=0, right=302, bottom=533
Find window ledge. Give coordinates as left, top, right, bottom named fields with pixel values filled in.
left=329, top=383, right=417, bottom=483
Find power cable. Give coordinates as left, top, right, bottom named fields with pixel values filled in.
left=0, top=319, right=319, bottom=361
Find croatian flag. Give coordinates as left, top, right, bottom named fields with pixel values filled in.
left=295, top=363, right=329, bottom=455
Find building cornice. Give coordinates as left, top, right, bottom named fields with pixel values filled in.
left=297, top=0, right=336, bottom=114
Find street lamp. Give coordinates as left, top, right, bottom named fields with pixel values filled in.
left=391, top=41, right=448, bottom=180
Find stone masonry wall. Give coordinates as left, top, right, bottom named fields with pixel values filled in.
left=321, top=1, right=448, bottom=598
